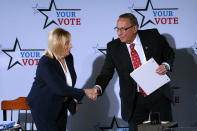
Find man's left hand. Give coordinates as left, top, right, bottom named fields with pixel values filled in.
left=156, top=64, right=167, bottom=75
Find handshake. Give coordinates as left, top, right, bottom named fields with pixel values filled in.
left=84, top=86, right=100, bottom=101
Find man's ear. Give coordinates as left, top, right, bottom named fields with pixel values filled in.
left=133, top=25, right=138, bottom=33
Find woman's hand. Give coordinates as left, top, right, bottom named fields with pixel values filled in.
left=84, top=88, right=98, bottom=101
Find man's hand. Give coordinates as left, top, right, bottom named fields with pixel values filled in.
left=84, top=88, right=99, bottom=101
left=156, top=64, right=167, bottom=75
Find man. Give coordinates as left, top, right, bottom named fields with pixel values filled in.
left=93, top=13, right=174, bottom=131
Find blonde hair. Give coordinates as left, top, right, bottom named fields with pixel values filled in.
left=45, top=28, right=71, bottom=60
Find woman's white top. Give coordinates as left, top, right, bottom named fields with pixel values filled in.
left=58, top=59, right=72, bottom=87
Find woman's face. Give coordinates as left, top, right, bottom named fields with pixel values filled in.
left=64, top=42, right=72, bottom=56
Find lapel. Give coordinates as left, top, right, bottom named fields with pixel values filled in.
left=117, top=30, right=153, bottom=72
left=53, top=58, right=66, bottom=81
left=138, top=30, right=152, bottom=61
left=65, top=55, right=76, bottom=86
left=119, top=40, right=134, bottom=72
left=53, top=55, right=76, bottom=87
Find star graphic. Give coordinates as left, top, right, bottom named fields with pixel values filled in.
left=98, top=48, right=107, bottom=55
left=128, top=3, right=136, bottom=14
left=192, top=41, right=197, bottom=55
left=134, top=0, right=156, bottom=28
left=0, top=44, right=2, bottom=54
left=32, top=3, right=39, bottom=14
left=93, top=38, right=115, bottom=55
left=97, top=38, right=115, bottom=55
left=92, top=43, right=100, bottom=53
left=37, top=0, right=59, bottom=29
left=37, top=0, right=81, bottom=29
left=99, top=116, right=129, bottom=131
left=134, top=0, right=178, bottom=28
left=2, top=38, right=23, bottom=70
left=92, top=43, right=107, bottom=55
left=2, top=38, right=45, bottom=70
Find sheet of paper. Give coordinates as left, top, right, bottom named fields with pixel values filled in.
left=130, top=58, right=170, bottom=95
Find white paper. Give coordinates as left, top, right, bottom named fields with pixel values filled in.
left=130, top=58, right=170, bottom=95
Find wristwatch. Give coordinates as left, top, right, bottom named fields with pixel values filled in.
left=164, top=64, right=170, bottom=71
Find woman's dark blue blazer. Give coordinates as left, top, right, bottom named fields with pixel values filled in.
left=27, top=54, right=85, bottom=131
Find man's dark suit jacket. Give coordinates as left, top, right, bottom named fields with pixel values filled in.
left=95, top=29, right=174, bottom=121
left=27, top=54, right=85, bottom=126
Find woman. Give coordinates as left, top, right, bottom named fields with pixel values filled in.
left=27, top=28, right=94, bottom=131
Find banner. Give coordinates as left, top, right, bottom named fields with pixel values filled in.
left=0, top=0, right=197, bottom=130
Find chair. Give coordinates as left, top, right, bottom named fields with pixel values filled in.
left=1, top=97, right=36, bottom=131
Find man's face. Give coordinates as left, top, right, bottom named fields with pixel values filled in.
left=116, top=18, right=137, bottom=44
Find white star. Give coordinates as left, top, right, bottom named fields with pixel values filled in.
left=41, top=2, right=59, bottom=25
left=137, top=2, right=155, bottom=26
left=37, top=0, right=82, bottom=29
left=32, top=3, right=39, bottom=14
left=192, top=42, right=197, bottom=55
left=38, top=0, right=59, bottom=29
left=133, top=0, right=178, bottom=28
left=109, top=121, right=118, bottom=131
left=92, top=43, right=100, bottom=53
left=134, top=0, right=155, bottom=28
left=92, top=43, right=106, bottom=55
left=2, top=39, right=23, bottom=70
left=128, top=3, right=136, bottom=13
left=7, top=45, right=22, bottom=66
left=2, top=39, right=45, bottom=70
left=99, top=117, right=129, bottom=131
left=0, top=44, right=2, bottom=54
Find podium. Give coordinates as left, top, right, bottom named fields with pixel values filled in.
left=138, top=122, right=178, bottom=131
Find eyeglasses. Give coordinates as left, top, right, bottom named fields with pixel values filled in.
left=114, top=25, right=134, bottom=32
